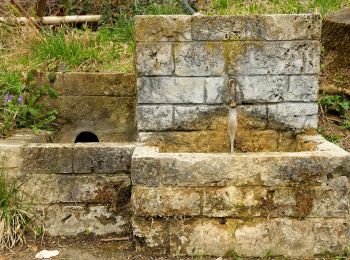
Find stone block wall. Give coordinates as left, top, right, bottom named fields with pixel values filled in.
left=135, top=14, right=321, bottom=140
left=131, top=137, right=350, bottom=257
left=0, top=139, right=135, bottom=237
left=35, top=72, right=136, bottom=143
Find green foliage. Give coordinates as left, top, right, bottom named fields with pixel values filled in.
left=141, top=0, right=185, bottom=15
left=319, top=95, right=350, bottom=115
left=209, top=0, right=350, bottom=16
left=0, top=71, right=58, bottom=138
left=0, top=168, right=38, bottom=250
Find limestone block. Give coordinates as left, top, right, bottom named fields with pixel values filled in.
left=236, top=76, right=288, bottom=103
left=160, top=153, right=328, bottom=187
left=132, top=186, right=201, bottom=216
left=136, top=42, right=174, bottom=76
left=44, top=205, right=130, bottom=236
left=0, top=142, right=24, bottom=168
left=135, top=15, right=191, bottom=42
left=22, top=144, right=74, bottom=174
left=227, top=41, right=320, bottom=75
left=175, top=42, right=225, bottom=76
left=160, top=153, right=262, bottom=187
left=72, top=143, right=134, bottom=174
left=289, top=75, right=319, bottom=101
left=267, top=102, right=318, bottom=128
left=234, top=219, right=316, bottom=257
left=203, top=186, right=267, bottom=217
left=131, top=146, right=160, bottom=187
left=52, top=96, right=135, bottom=128
left=237, top=105, right=268, bottom=122
left=192, top=15, right=261, bottom=41
left=22, top=174, right=131, bottom=206
left=173, top=105, right=227, bottom=130
left=205, top=77, right=227, bottom=104
left=137, top=105, right=173, bottom=131
left=137, top=77, right=204, bottom=104
left=170, top=218, right=239, bottom=256
left=261, top=14, right=321, bottom=40
left=35, top=72, right=136, bottom=96
left=132, top=217, right=168, bottom=254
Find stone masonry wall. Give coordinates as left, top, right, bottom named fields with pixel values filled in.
left=35, top=72, right=136, bottom=143
left=0, top=139, right=135, bottom=236
left=135, top=14, right=321, bottom=138
left=131, top=136, right=350, bottom=257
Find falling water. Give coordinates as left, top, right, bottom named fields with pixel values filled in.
left=228, top=79, right=238, bottom=153
left=228, top=106, right=237, bottom=153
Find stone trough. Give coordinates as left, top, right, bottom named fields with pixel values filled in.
left=0, top=13, right=350, bottom=258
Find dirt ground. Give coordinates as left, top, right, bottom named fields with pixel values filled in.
left=0, top=235, right=193, bottom=260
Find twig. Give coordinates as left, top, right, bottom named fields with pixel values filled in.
left=10, top=0, right=41, bottom=30
left=100, top=237, right=130, bottom=242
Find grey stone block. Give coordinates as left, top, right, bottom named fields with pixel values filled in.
left=137, top=77, right=204, bottom=104
left=137, top=105, right=173, bottom=131
left=132, top=186, right=201, bottom=217
left=136, top=42, right=174, bottom=76
left=135, top=15, right=191, bottom=42
left=261, top=14, right=322, bottom=40
left=72, top=144, right=134, bottom=174
left=44, top=205, right=130, bottom=236
left=268, top=103, right=318, bottom=129
left=173, top=105, right=227, bottom=130
left=23, top=174, right=131, bottom=205
left=227, top=41, right=320, bottom=75
left=289, top=75, right=319, bottom=101
left=22, top=144, right=74, bottom=174
left=175, top=42, right=225, bottom=76
left=205, top=77, right=227, bottom=104
left=131, top=146, right=160, bottom=187
left=236, top=76, right=288, bottom=103
left=192, top=15, right=261, bottom=41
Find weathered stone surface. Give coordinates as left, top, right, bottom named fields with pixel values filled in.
left=35, top=72, right=136, bottom=96
left=237, top=105, right=268, bottom=123
left=203, top=186, right=267, bottom=217
left=236, top=75, right=317, bottom=103
left=22, top=174, right=131, bottom=205
left=132, top=186, right=201, bottom=216
left=160, top=154, right=261, bottom=187
left=261, top=14, right=321, bottom=40
left=268, top=102, right=318, bottom=129
left=44, top=205, right=130, bottom=236
left=22, top=144, right=73, bottom=174
left=131, top=146, right=160, bottom=187
left=160, top=152, right=334, bottom=187
left=289, top=75, right=318, bottom=101
left=192, top=14, right=321, bottom=41
left=234, top=218, right=315, bottom=257
left=136, top=42, right=174, bottom=76
left=137, top=105, right=173, bottom=131
left=72, top=143, right=134, bottom=173
left=192, top=15, right=262, bottom=41
left=0, top=142, right=24, bottom=168
left=137, top=77, right=204, bottom=104
left=173, top=105, right=227, bottom=131
left=135, top=15, right=191, bottom=42
left=227, top=41, right=320, bottom=75
left=205, top=77, right=227, bottom=104
left=170, top=218, right=238, bottom=256
left=175, top=42, right=225, bottom=76
left=236, top=76, right=288, bottom=103
left=50, top=96, right=135, bottom=128
left=132, top=217, right=168, bottom=254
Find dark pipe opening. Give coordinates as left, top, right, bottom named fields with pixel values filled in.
left=75, top=131, right=99, bottom=143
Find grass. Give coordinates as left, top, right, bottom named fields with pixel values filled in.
left=0, top=167, right=38, bottom=251
left=208, top=0, right=350, bottom=16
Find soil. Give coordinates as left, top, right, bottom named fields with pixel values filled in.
left=2, top=235, right=198, bottom=260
